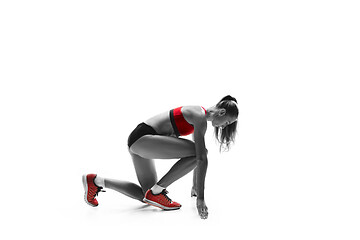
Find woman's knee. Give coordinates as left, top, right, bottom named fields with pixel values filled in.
left=129, top=138, right=152, bottom=158
left=129, top=144, right=143, bottom=157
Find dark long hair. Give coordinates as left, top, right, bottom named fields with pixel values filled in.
left=214, top=95, right=239, bottom=152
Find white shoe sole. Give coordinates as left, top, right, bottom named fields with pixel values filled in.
left=143, top=198, right=181, bottom=211
left=82, top=174, right=97, bottom=207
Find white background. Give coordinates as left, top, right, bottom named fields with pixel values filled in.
left=1, top=1, right=359, bottom=239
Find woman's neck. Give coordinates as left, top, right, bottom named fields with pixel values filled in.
left=205, top=106, right=217, bottom=121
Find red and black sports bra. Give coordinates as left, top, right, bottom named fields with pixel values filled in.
left=169, top=106, right=207, bottom=137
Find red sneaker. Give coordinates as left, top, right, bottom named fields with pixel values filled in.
left=143, top=189, right=181, bottom=210
left=82, top=174, right=105, bottom=207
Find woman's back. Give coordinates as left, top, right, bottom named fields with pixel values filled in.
left=144, top=110, right=174, bottom=136
left=144, top=106, right=206, bottom=137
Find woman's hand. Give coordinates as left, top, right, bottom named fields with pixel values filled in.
left=196, top=199, right=208, bottom=219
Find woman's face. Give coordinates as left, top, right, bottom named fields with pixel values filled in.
left=212, top=112, right=237, bottom=128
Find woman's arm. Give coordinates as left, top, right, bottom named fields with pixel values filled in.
left=193, top=118, right=209, bottom=219
left=193, top=129, right=207, bottom=200
left=191, top=168, right=197, bottom=197
left=183, top=106, right=209, bottom=219
left=196, top=161, right=208, bottom=219
left=191, top=135, right=208, bottom=197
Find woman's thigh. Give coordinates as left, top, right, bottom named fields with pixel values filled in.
left=129, top=135, right=196, bottom=159
left=129, top=150, right=157, bottom=193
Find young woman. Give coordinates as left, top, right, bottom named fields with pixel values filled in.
left=82, top=95, right=238, bottom=219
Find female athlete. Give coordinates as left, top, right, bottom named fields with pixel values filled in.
left=83, top=95, right=238, bottom=219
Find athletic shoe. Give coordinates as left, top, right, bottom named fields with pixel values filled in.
left=143, top=189, right=181, bottom=210
left=82, top=174, right=105, bottom=207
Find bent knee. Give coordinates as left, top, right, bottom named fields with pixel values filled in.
left=129, top=142, right=146, bottom=158
left=128, top=136, right=153, bottom=157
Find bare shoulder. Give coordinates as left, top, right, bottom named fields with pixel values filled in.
left=182, top=105, right=207, bottom=125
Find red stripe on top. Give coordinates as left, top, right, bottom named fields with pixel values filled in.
left=173, top=106, right=207, bottom=136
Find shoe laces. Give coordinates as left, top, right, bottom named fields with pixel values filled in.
left=93, top=186, right=105, bottom=198
left=160, top=189, right=172, bottom=203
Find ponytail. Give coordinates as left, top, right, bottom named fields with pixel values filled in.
left=214, top=95, right=239, bottom=152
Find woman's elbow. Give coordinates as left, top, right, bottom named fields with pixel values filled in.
left=196, top=148, right=208, bottom=161
left=197, top=152, right=208, bottom=162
